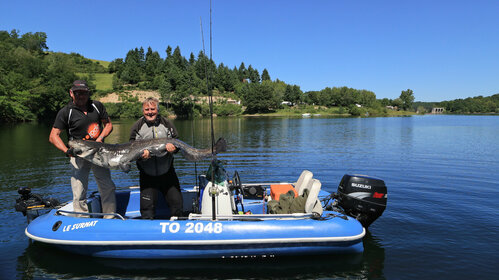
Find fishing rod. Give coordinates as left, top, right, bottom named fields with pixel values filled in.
left=191, top=117, right=199, bottom=213
left=199, top=9, right=214, bottom=152
left=208, top=0, right=215, bottom=153
left=201, top=0, right=217, bottom=221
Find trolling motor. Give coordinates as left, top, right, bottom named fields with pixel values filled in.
left=332, top=174, right=387, bottom=228
left=15, top=187, right=60, bottom=223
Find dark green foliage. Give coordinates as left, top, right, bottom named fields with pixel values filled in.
left=105, top=102, right=143, bottom=119
left=144, top=47, right=162, bottom=85
left=391, top=98, right=403, bottom=108
left=119, top=48, right=144, bottom=84
left=438, top=94, right=499, bottom=113
left=413, top=101, right=437, bottom=112
left=283, top=85, right=303, bottom=105
left=108, top=58, right=123, bottom=74
left=67, top=52, right=107, bottom=73
left=9, top=29, right=496, bottom=122
left=304, top=87, right=376, bottom=108
left=400, top=89, right=415, bottom=111
left=18, top=31, right=48, bottom=54
left=239, top=83, right=280, bottom=113
left=261, top=68, right=271, bottom=81
left=109, top=44, right=425, bottom=115
left=214, top=103, right=243, bottom=116
left=104, top=94, right=143, bottom=119
left=247, top=65, right=260, bottom=83
left=0, top=30, right=77, bottom=122
left=348, top=105, right=363, bottom=116
left=379, top=98, right=391, bottom=106
left=237, top=62, right=247, bottom=82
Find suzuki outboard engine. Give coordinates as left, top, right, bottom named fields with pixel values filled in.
left=335, top=174, right=387, bottom=228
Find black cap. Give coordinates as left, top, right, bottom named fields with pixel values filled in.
left=71, top=80, right=90, bottom=92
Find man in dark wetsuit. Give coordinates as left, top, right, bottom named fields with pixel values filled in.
left=49, top=80, right=116, bottom=218
left=129, top=97, right=183, bottom=219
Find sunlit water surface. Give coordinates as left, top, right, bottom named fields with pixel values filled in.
left=0, top=115, right=498, bottom=279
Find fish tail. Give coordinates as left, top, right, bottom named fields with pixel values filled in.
left=213, top=137, right=227, bottom=154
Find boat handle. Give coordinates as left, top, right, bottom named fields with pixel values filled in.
left=55, top=210, right=125, bottom=220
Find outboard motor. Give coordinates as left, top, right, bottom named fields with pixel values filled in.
left=15, top=187, right=60, bottom=223
left=335, top=174, right=387, bottom=228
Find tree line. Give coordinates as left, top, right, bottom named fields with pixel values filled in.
left=411, top=94, right=499, bottom=114
left=0, top=30, right=110, bottom=122
left=14, top=29, right=497, bottom=122
left=438, top=94, right=499, bottom=114
left=107, top=46, right=419, bottom=116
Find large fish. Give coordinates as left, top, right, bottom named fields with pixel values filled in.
left=68, top=137, right=227, bottom=172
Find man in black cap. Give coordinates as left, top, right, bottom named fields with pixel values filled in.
left=49, top=80, right=116, bottom=218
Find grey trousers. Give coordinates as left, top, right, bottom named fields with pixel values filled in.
left=70, top=157, right=116, bottom=218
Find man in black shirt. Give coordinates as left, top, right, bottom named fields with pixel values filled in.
left=49, top=80, right=116, bottom=218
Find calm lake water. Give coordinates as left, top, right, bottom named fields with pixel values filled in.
left=1, top=115, right=498, bottom=279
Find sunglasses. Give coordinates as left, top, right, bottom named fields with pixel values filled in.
left=73, top=91, right=90, bottom=96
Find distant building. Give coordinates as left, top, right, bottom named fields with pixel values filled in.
left=431, top=107, right=444, bottom=114
left=355, top=104, right=362, bottom=108
left=227, top=99, right=240, bottom=105
left=281, top=101, right=293, bottom=106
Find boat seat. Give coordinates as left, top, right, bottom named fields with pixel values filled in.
left=295, top=170, right=313, bottom=196
left=304, top=179, right=323, bottom=215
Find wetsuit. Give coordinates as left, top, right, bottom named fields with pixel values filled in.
left=129, top=116, right=183, bottom=219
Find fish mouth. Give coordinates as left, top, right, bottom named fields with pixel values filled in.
left=68, top=140, right=86, bottom=153
left=68, top=140, right=81, bottom=147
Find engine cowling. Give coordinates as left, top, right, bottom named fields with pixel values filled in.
left=336, top=174, right=387, bottom=228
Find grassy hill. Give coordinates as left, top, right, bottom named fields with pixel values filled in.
left=94, top=73, right=114, bottom=91
left=90, top=59, right=111, bottom=68
left=74, top=59, right=113, bottom=92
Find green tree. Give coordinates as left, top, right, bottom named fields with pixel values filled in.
left=283, top=85, right=302, bottom=105
left=0, top=30, right=76, bottom=122
left=305, top=91, right=320, bottom=105
left=269, top=79, right=286, bottom=104
left=108, top=58, right=123, bottom=74
left=240, top=82, right=279, bottom=113
left=144, top=47, right=162, bottom=85
left=261, top=68, right=271, bottom=81
left=379, top=98, right=391, bottom=106
left=237, top=62, right=247, bottom=82
left=400, top=89, right=415, bottom=111
left=247, top=65, right=260, bottom=83
left=20, top=32, right=48, bottom=53
left=121, top=48, right=143, bottom=84
left=172, top=46, right=187, bottom=69
left=392, top=98, right=403, bottom=109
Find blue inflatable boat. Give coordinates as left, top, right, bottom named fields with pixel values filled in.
left=16, top=161, right=387, bottom=259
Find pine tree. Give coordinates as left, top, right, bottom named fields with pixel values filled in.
left=261, top=68, right=271, bottom=81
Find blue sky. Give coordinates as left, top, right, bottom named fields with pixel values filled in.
left=1, top=0, right=498, bottom=102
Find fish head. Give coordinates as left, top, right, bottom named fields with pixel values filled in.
left=68, top=140, right=98, bottom=158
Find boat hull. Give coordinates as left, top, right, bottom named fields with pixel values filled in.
left=26, top=208, right=365, bottom=259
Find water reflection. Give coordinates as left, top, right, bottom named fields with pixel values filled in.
left=18, top=237, right=385, bottom=280
left=363, top=231, right=386, bottom=280
left=6, top=115, right=498, bottom=279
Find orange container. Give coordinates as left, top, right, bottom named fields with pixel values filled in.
left=270, top=184, right=298, bottom=201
